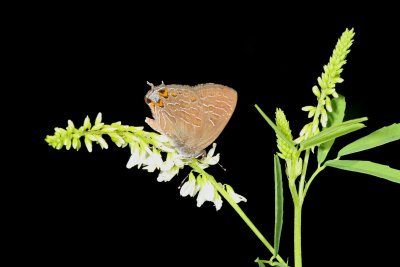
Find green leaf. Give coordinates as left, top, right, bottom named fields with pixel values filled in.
left=273, top=155, right=284, bottom=257
left=300, top=117, right=367, bottom=151
left=255, top=258, right=267, bottom=267
left=255, top=258, right=289, bottom=267
left=325, top=160, right=400, bottom=184
left=338, top=123, right=400, bottom=157
left=317, top=95, right=346, bottom=164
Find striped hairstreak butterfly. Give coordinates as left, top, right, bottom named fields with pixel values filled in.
left=144, top=82, right=237, bottom=158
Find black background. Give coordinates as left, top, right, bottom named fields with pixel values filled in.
left=10, top=4, right=400, bottom=267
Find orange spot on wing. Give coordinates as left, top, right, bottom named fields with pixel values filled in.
left=157, top=100, right=164, bottom=107
left=158, top=89, right=169, bottom=98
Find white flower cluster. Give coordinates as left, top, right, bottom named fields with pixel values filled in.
left=126, top=142, right=246, bottom=210
left=179, top=172, right=247, bottom=211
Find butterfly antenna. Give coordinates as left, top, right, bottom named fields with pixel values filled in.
left=178, top=173, right=190, bottom=189
left=218, top=162, right=226, bottom=171
left=146, top=81, right=154, bottom=88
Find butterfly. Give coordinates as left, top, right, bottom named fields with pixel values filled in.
left=144, top=82, right=237, bottom=157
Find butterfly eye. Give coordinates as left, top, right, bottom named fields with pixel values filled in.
left=144, top=97, right=152, bottom=104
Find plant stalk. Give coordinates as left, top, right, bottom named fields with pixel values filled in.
left=289, top=179, right=302, bottom=267
left=211, top=175, right=287, bottom=265
left=191, top=162, right=287, bottom=265
left=294, top=201, right=303, bottom=267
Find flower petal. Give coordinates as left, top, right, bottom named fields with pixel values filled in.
left=180, top=173, right=197, bottom=197
left=225, top=184, right=247, bottom=203
left=143, top=149, right=163, bottom=172
left=213, top=193, right=223, bottom=211
left=127, top=147, right=141, bottom=169
left=157, top=166, right=179, bottom=182
left=196, top=181, right=214, bottom=207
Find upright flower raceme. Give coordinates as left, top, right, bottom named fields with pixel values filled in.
left=297, top=28, right=355, bottom=143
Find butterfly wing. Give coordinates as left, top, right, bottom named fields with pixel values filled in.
left=186, top=83, right=237, bottom=154
left=146, top=84, right=203, bottom=155
left=145, top=83, right=237, bottom=157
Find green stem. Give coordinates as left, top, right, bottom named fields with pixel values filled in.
left=289, top=179, right=302, bottom=267
left=302, top=165, right=325, bottom=200
left=191, top=162, right=287, bottom=265
left=213, top=178, right=287, bottom=265
left=294, top=201, right=302, bottom=267
left=298, top=149, right=310, bottom=202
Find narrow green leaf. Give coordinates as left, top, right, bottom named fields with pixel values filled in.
left=300, top=117, right=367, bottom=151
left=325, top=160, right=400, bottom=184
left=254, top=258, right=289, bottom=267
left=317, top=95, right=346, bottom=164
left=273, top=155, right=284, bottom=257
left=338, top=123, right=400, bottom=157
left=255, top=258, right=267, bottom=267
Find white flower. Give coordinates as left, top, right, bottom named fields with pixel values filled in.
left=180, top=172, right=199, bottom=197
left=172, top=153, right=185, bottom=168
left=143, top=148, right=163, bottom=172
left=150, top=133, right=175, bottom=152
left=225, top=184, right=247, bottom=203
left=180, top=174, right=224, bottom=210
left=312, top=85, right=321, bottom=98
left=198, top=143, right=220, bottom=169
left=160, top=151, right=185, bottom=172
left=204, top=143, right=220, bottom=165
left=301, top=105, right=316, bottom=118
left=213, top=193, right=223, bottom=211
left=325, top=96, right=333, bottom=112
left=126, top=144, right=147, bottom=169
left=161, top=152, right=175, bottom=171
left=179, top=172, right=247, bottom=210
left=196, top=180, right=215, bottom=208
left=151, top=133, right=170, bottom=143
left=157, top=165, right=180, bottom=182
